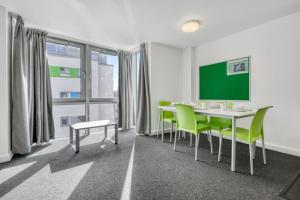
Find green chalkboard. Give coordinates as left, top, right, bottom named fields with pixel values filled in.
left=199, top=58, right=250, bottom=100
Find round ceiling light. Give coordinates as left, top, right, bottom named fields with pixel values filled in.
left=182, top=19, right=202, bottom=32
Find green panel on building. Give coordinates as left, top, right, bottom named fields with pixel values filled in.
left=49, top=66, right=80, bottom=78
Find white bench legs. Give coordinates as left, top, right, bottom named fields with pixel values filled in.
left=70, top=122, right=118, bottom=153
left=75, top=130, right=80, bottom=153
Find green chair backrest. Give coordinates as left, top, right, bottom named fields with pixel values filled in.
left=159, top=101, right=174, bottom=120
left=249, top=107, right=271, bottom=141
left=210, top=117, right=231, bottom=127
left=175, top=104, right=197, bottom=134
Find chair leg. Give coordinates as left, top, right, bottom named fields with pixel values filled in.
left=262, top=138, right=267, bottom=164
left=161, top=121, right=164, bottom=142
left=170, top=123, right=173, bottom=142
left=253, top=141, right=256, bottom=159
left=218, top=134, right=223, bottom=162
left=209, top=130, right=213, bottom=154
left=195, top=134, right=198, bottom=161
left=249, top=143, right=254, bottom=175
left=174, top=129, right=177, bottom=151
left=190, top=133, right=193, bottom=147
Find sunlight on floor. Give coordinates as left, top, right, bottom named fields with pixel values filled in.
left=0, top=162, right=37, bottom=185
left=1, top=162, right=93, bottom=200
left=120, top=138, right=136, bottom=200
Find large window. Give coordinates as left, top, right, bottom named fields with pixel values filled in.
left=47, top=41, right=84, bottom=101
left=88, top=48, right=119, bottom=132
left=90, top=50, right=118, bottom=99
left=47, top=38, right=119, bottom=139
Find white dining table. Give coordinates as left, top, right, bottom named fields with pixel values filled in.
left=158, top=105, right=256, bottom=172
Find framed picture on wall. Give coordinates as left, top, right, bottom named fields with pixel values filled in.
left=227, top=57, right=249, bottom=75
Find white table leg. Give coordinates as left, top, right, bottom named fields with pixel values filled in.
left=104, top=126, right=107, bottom=138
left=231, top=117, right=236, bottom=172
left=157, top=110, right=161, bottom=138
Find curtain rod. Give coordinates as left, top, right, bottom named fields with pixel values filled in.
left=8, top=11, right=18, bottom=17
left=8, top=11, right=120, bottom=53
left=46, top=31, right=119, bottom=53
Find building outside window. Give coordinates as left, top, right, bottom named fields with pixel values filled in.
left=47, top=39, right=119, bottom=138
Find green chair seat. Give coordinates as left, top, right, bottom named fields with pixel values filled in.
left=222, top=127, right=263, bottom=144
left=222, top=127, right=252, bottom=142
left=196, top=114, right=207, bottom=123
left=163, top=117, right=177, bottom=123
left=203, top=121, right=231, bottom=131
left=179, top=123, right=210, bottom=135
left=197, top=123, right=211, bottom=132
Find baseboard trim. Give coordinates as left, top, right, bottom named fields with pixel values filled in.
left=151, top=129, right=300, bottom=157
left=258, top=142, right=300, bottom=157
left=0, top=151, right=13, bottom=163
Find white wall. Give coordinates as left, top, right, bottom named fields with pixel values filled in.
left=0, top=6, right=12, bottom=163
left=182, top=47, right=196, bottom=102
left=149, top=42, right=183, bottom=134
left=194, top=11, right=300, bottom=156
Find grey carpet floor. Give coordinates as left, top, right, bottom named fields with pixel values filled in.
left=0, top=130, right=299, bottom=200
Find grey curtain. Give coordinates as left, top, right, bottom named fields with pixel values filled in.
left=11, top=16, right=31, bottom=154
left=26, top=29, right=54, bottom=144
left=136, top=43, right=151, bottom=134
left=118, top=50, right=133, bottom=130
left=11, top=16, right=54, bottom=154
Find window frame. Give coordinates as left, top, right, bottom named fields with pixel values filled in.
left=47, top=37, right=86, bottom=104
left=47, top=36, right=119, bottom=139
left=87, top=45, right=119, bottom=104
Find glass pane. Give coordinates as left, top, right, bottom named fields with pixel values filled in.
left=91, top=51, right=118, bottom=98
left=47, top=42, right=82, bottom=100
left=52, top=104, right=86, bottom=138
left=89, top=103, right=118, bottom=133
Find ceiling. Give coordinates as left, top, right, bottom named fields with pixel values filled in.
left=1, top=0, right=300, bottom=50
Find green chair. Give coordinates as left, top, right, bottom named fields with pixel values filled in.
left=158, top=101, right=177, bottom=143
left=174, top=104, right=213, bottom=161
left=185, top=114, right=208, bottom=146
left=202, top=101, right=234, bottom=161
left=219, top=107, right=271, bottom=175
left=177, top=114, right=208, bottom=142
left=203, top=117, right=231, bottom=161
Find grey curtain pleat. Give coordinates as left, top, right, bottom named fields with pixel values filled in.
left=118, top=50, right=133, bottom=130
left=136, top=43, right=151, bottom=134
left=11, top=16, right=31, bottom=154
left=26, top=29, right=54, bottom=144
left=11, top=15, right=54, bottom=154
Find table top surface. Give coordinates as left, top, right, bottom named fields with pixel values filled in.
left=158, top=105, right=257, bottom=118
left=71, top=120, right=117, bottom=130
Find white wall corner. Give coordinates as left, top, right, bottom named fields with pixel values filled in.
left=0, top=5, right=12, bottom=163
left=0, top=152, right=13, bottom=163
